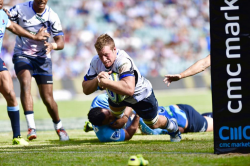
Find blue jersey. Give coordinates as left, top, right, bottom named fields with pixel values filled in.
left=90, top=93, right=188, bottom=140
left=0, top=10, right=10, bottom=53
left=158, top=106, right=187, bottom=128
left=91, top=94, right=126, bottom=142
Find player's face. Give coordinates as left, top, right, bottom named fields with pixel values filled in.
left=33, top=0, right=48, bottom=12
left=101, top=108, right=116, bottom=125
left=0, top=0, right=3, bottom=10
left=98, top=46, right=117, bottom=68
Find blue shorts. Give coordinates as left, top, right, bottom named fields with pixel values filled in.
left=177, top=104, right=208, bottom=132
left=109, top=91, right=158, bottom=121
left=0, top=58, right=8, bottom=71
left=13, top=55, right=53, bottom=84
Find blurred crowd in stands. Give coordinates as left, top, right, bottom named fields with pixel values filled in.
left=2, top=0, right=210, bottom=80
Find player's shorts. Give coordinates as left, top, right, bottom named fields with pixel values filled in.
left=109, top=90, right=159, bottom=124
left=13, top=55, right=53, bottom=84
left=177, top=104, right=208, bottom=132
left=0, top=58, right=8, bottom=71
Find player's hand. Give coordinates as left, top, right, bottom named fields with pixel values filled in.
left=34, top=27, right=50, bottom=41
left=98, top=71, right=112, bottom=79
left=97, top=71, right=112, bottom=88
left=163, top=74, right=182, bottom=86
left=3, top=8, right=11, bottom=17
left=44, top=41, right=53, bottom=54
left=109, top=116, right=128, bottom=129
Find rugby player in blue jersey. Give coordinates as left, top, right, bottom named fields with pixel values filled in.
left=83, top=34, right=181, bottom=142
left=6, top=0, right=69, bottom=141
left=85, top=94, right=213, bottom=142
left=0, top=0, right=49, bottom=145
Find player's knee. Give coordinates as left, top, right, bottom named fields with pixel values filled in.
left=142, top=115, right=159, bottom=129
left=42, top=96, right=54, bottom=107
left=3, top=90, right=16, bottom=104
left=9, top=90, right=16, bottom=99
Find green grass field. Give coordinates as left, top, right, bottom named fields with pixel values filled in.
left=1, top=89, right=250, bottom=165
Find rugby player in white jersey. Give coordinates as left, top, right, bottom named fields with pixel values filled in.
left=0, top=0, right=49, bottom=145
left=6, top=0, right=69, bottom=141
left=82, top=34, right=181, bottom=142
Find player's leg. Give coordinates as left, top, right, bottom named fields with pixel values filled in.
left=177, top=104, right=212, bottom=132
left=131, top=91, right=181, bottom=142
left=204, top=116, right=213, bottom=132
left=14, top=56, right=36, bottom=140
left=201, top=112, right=213, bottom=118
left=37, top=82, right=69, bottom=141
left=0, top=67, right=28, bottom=145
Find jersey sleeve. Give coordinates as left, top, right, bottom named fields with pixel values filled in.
left=93, top=125, right=125, bottom=142
left=49, top=11, right=64, bottom=37
left=116, top=57, right=135, bottom=79
left=84, top=56, right=98, bottom=81
left=6, top=19, right=11, bottom=28
left=8, top=5, right=19, bottom=23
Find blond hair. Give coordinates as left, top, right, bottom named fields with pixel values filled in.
left=94, top=34, right=115, bottom=52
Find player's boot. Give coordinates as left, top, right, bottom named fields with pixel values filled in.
left=27, top=128, right=37, bottom=140
left=128, top=154, right=149, bottom=166
left=56, top=128, right=69, bottom=141
left=83, top=121, right=93, bottom=132
left=168, top=118, right=182, bottom=142
left=13, top=136, right=29, bottom=145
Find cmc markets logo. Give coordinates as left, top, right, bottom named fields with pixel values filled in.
left=219, top=126, right=250, bottom=140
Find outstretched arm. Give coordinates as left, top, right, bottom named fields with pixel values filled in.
left=6, top=21, right=49, bottom=41
left=164, top=54, right=211, bottom=86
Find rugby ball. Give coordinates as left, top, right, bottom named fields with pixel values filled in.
left=106, top=73, right=126, bottom=103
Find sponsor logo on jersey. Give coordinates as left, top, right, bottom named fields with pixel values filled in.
left=93, top=126, right=99, bottom=133
left=23, top=19, right=31, bottom=24
left=18, top=56, right=27, bottom=59
left=36, top=15, right=45, bottom=23
left=2, top=19, right=5, bottom=25
left=0, top=29, right=4, bottom=41
left=110, top=131, right=121, bottom=140
left=163, top=106, right=173, bottom=116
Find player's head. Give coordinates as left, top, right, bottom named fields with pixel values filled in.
left=33, top=0, right=48, bottom=12
left=88, top=107, right=116, bottom=126
left=95, top=34, right=116, bottom=68
left=0, top=0, right=3, bottom=10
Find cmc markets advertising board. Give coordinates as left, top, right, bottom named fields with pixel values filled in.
left=210, top=0, right=250, bottom=154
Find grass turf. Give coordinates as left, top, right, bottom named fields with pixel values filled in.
left=0, top=130, right=250, bottom=165
left=0, top=89, right=249, bottom=165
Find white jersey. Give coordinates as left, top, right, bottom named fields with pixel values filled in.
left=84, top=49, right=153, bottom=104
left=9, top=1, right=63, bottom=58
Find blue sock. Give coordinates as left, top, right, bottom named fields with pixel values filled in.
left=7, top=105, right=21, bottom=138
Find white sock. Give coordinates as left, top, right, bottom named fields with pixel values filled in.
left=166, top=118, right=177, bottom=133
left=54, top=120, right=63, bottom=130
left=25, top=114, right=36, bottom=129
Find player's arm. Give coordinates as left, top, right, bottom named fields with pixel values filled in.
left=99, top=59, right=135, bottom=96
left=164, top=54, right=211, bottom=86
left=100, top=76, right=135, bottom=96
left=82, top=77, right=99, bottom=95
left=83, top=64, right=108, bottom=95
left=44, top=35, right=64, bottom=54
left=110, top=106, right=133, bottom=129
left=124, top=114, right=140, bottom=141
left=6, top=21, right=49, bottom=41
